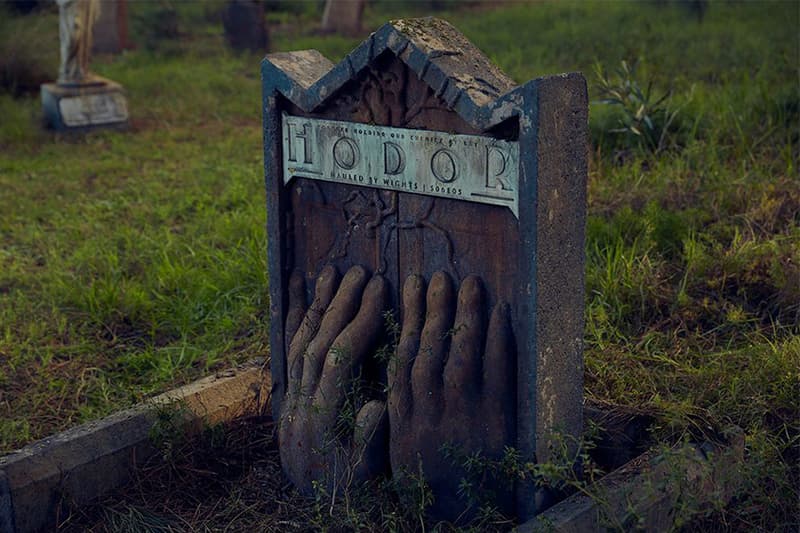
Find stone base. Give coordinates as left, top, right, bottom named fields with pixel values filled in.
left=41, top=76, right=129, bottom=132
left=0, top=363, right=267, bottom=533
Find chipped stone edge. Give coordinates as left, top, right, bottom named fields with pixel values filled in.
left=517, top=428, right=745, bottom=532
left=0, top=361, right=269, bottom=533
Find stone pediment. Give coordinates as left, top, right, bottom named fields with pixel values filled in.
left=261, top=17, right=528, bottom=131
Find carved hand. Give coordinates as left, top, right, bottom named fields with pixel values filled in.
left=388, top=272, right=516, bottom=522
left=279, top=265, right=389, bottom=494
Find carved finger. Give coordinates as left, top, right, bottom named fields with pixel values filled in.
left=286, top=265, right=339, bottom=402
left=351, top=400, right=389, bottom=482
left=285, top=270, right=307, bottom=351
left=444, top=276, right=485, bottom=407
left=284, top=271, right=307, bottom=400
left=389, top=274, right=425, bottom=423
left=315, top=275, right=388, bottom=411
left=411, top=271, right=454, bottom=420
left=301, top=265, right=369, bottom=396
left=482, top=301, right=516, bottom=442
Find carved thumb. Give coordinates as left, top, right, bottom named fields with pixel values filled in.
left=351, top=399, right=389, bottom=481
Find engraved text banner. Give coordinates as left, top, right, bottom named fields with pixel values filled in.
left=281, top=113, right=519, bottom=217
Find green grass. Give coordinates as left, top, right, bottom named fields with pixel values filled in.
left=1, top=0, right=798, bottom=530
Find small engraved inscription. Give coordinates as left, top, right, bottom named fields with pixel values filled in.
left=59, top=93, right=128, bottom=127
left=281, top=113, right=520, bottom=217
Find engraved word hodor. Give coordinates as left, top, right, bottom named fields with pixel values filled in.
left=282, top=113, right=521, bottom=217
left=263, top=17, right=588, bottom=520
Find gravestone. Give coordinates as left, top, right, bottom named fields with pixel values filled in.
left=42, top=0, right=129, bottom=132
left=91, top=0, right=130, bottom=55
left=262, top=17, right=587, bottom=521
left=320, top=0, right=365, bottom=35
left=223, top=0, right=269, bottom=52
left=41, top=78, right=128, bottom=130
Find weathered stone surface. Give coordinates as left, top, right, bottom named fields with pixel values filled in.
left=0, top=364, right=266, bottom=533
left=262, top=17, right=588, bottom=521
left=0, top=470, right=11, bottom=533
left=523, top=71, right=588, bottom=516
left=222, top=0, right=268, bottom=52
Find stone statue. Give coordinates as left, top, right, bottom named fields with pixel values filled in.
left=42, top=0, right=128, bottom=130
left=56, top=0, right=101, bottom=84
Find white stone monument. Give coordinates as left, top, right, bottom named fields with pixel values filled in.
left=41, top=0, right=129, bottom=131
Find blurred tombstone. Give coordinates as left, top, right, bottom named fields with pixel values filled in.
left=687, top=0, right=708, bottom=22
left=41, top=0, right=129, bottom=131
left=320, top=0, right=365, bottom=35
left=91, top=0, right=131, bottom=55
left=223, top=0, right=269, bottom=52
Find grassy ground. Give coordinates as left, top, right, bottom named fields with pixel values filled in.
left=1, top=0, right=798, bottom=530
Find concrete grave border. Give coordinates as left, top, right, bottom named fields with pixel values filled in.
left=522, top=428, right=745, bottom=532
left=0, top=362, right=268, bottom=533
left=0, top=362, right=742, bottom=532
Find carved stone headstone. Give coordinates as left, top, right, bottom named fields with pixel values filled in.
left=41, top=0, right=129, bottom=131
left=262, top=18, right=587, bottom=521
left=91, top=0, right=130, bottom=55
left=223, top=0, right=269, bottom=52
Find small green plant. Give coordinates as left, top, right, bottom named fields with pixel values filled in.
left=331, top=362, right=367, bottom=441
left=593, top=59, right=681, bottom=155
left=394, top=459, right=436, bottom=527
left=147, top=401, right=194, bottom=463
left=437, top=431, right=608, bottom=530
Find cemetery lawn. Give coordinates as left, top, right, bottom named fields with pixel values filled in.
left=1, top=0, right=798, bottom=530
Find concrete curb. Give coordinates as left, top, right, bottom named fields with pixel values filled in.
left=0, top=363, right=269, bottom=533
left=518, top=428, right=745, bottom=532
left=0, top=365, right=743, bottom=533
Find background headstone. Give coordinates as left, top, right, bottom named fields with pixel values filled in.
left=41, top=77, right=128, bottom=131
left=262, top=18, right=587, bottom=520
left=41, top=0, right=129, bottom=131
left=223, top=0, right=268, bottom=52
left=320, top=0, right=365, bottom=35
left=92, top=0, right=131, bottom=55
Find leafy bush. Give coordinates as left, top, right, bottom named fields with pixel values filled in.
left=593, top=59, right=682, bottom=155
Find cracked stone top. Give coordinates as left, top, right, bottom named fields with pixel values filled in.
left=262, top=17, right=524, bottom=131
